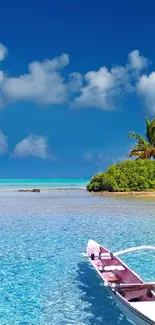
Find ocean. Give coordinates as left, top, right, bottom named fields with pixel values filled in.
left=0, top=178, right=90, bottom=189
left=0, top=188, right=154, bottom=324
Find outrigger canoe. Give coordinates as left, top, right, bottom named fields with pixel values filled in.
left=83, top=240, right=155, bottom=325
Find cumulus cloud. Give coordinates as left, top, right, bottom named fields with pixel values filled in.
left=137, top=72, right=155, bottom=113
left=13, top=135, right=51, bottom=159
left=74, top=67, right=116, bottom=110
left=0, top=43, right=8, bottom=61
left=3, top=53, right=69, bottom=105
left=73, top=49, right=148, bottom=110
left=0, top=50, right=83, bottom=107
left=128, top=50, right=148, bottom=72
left=0, top=131, right=8, bottom=155
left=0, top=43, right=150, bottom=111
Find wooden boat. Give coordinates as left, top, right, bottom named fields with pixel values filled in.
left=83, top=240, right=155, bottom=325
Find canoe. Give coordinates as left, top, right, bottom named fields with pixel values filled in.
left=84, top=239, right=155, bottom=325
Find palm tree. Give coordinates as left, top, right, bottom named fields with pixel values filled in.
left=128, top=117, right=155, bottom=160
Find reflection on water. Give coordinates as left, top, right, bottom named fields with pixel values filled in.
left=77, top=262, right=129, bottom=325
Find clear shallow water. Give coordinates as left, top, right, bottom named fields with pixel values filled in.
left=0, top=190, right=155, bottom=324
left=0, top=178, right=89, bottom=189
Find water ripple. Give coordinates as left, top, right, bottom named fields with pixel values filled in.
left=0, top=190, right=154, bottom=323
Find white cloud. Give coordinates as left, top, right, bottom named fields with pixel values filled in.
left=0, top=131, right=8, bottom=155
left=13, top=135, right=51, bottom=159
left=128, top=49, right=148, bottom=71
left=0, top=44, right=150, bottom=111
left=0, top=43, right=8, bottom=61
left=74, top=67, right=118, bottom=110
left=3, top=53, right=69, bottom=105
left=137, top=72, right=155, bottom=112
left=74, top=68, right=114, bottom=109
left=73, top=50, right=148, bottom=110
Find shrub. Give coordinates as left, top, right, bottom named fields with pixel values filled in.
left=87, top=160, right=155, bottom=192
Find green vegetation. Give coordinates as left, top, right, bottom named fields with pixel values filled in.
left=87, top=160, right=155, bottom=192
left=128, top=117, right=155, bottom=159
left=87, top=118, right=155, bottom=193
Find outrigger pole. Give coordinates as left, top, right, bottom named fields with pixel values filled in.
left=82, top=245, right=155, bottom=257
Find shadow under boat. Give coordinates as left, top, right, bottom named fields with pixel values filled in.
left=76, top=261, right=131, bottom=325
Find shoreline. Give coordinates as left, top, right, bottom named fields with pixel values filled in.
left=0, top=188, right=155, bottom=198
left=0, top=187, right=86, bottom=192
left=90, top=191, right=155, bottom=198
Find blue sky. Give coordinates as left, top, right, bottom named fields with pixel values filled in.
left=0, top=0, right=155, bottom=178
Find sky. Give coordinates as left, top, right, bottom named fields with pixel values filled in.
left=0, top=0, right=155, bottom=178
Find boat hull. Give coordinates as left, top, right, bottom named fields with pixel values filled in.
left=111, top=293, right=155, bottom=325
left=86, top=240, right=155, bottom=325
left=111, top=291, right=155, bottom=325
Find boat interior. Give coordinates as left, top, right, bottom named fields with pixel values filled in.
left=90, top=246, right=155, bottom=302
left=117, top=283, right=155, bottom=302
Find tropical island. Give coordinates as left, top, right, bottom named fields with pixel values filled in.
left=87, top=118, right=155, bottom=196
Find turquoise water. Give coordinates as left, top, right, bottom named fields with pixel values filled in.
left=0, top=178, right=89, bottom=189
left=0, top=190, right=155, bottom=324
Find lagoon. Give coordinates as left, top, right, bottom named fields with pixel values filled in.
left=0, top=190, right=154, bottom=324
left=0, top=178, right=89, bottom=190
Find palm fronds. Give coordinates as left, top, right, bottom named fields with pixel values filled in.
left=128, top=118, right=155, bottom=160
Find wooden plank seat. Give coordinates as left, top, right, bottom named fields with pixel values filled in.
left=98, top=265, right=125, bottom=272
left=90, top=252, right=114, bottom=260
